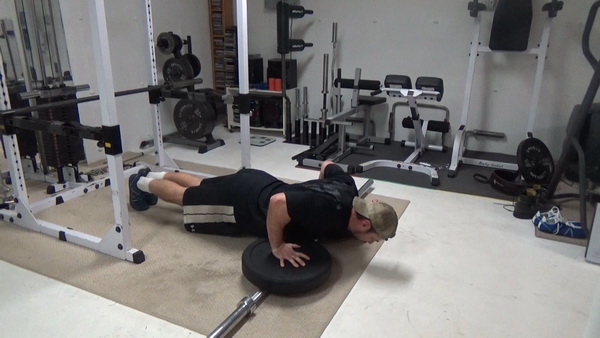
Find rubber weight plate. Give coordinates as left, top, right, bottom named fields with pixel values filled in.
left=242, top=238, right=332, bottom=295
left=517, top=137, right=554, bottom=184
left=163, top=57, right=195, bottom=82
left=156, top=32, right=182, bottom=55
left=184, top=54, right=202, bottom=78
left=173, top=100, right=216, bottom=139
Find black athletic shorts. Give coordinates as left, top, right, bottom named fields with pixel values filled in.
left=182, top=168, right=282, bottom=237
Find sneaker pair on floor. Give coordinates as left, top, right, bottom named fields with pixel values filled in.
left=129, top=168, right=158, bottom=211
left=532, top=206, right=586, bottom=239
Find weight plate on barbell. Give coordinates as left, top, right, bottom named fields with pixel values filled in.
left=517, top=137, right=554, bottom=184
left=173, top=100, right=216, bottom=140
left=163, top=57, right=195, bottom=82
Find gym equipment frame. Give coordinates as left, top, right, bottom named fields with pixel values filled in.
left=0, top=0, right=146, bottom=263
left=357, top=75, right=450, bottom=186
left=0, top=0, right=226, bottom=263
left=545, top=1, right=600, bottom=237
left=448, top=0, right=563, bottom=177
left=293, top=68, right=386, bottom=173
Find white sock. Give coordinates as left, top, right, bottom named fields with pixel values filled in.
left=137, top=177, right=154, bottom=193
left=146, top=171, right=167, bottom=180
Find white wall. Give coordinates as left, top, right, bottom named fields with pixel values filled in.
left=39, top=0, right=600, bottom=162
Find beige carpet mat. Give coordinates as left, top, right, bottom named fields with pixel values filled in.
left=0, top=159, right=409, bottom=337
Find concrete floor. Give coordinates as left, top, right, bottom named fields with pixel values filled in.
left=1, top=124, right=599, bottom=337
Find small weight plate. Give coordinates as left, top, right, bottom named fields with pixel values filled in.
left=173, top=100, right=216, bottom=139
left=517, top=137, right=554, bottom=184
left=156, top=32, right=182, bottom=55
left=163, top=57, right=195, bottom=82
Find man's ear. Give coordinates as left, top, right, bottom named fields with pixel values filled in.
left=361, top=218, right=372, bottom=231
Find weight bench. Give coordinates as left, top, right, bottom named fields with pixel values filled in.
left=328, top=68, right=387, bottom=161
left=357, top=75, right=450, bottom=186
left=293, top=68, right=386, bottom=172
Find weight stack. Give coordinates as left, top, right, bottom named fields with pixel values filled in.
left=267, top=58, right=297, bottom=89
left=8, top=90, right=38, bottom=158
left=38, top=95, right=86, bottom=172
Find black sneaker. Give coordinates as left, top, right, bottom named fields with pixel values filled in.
left=513, top=190, right=552, bottom=219
left=513, top=195, right=538, bottom=219
left=137, top=168, right=158, bottom=206
left=129, top=173, right=149, bottom=211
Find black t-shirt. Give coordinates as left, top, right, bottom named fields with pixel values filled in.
left=186, top=166, right=358, bottom=239
left=272, top=164, right=358, bottom=241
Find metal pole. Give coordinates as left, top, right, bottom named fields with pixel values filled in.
left=321, top=53, right=329, bottom=120
left=142, top=0, right=177, bottom=169
left=207, top=290, right=267, bottom=338
left=236, top=0, right=252, bottom=168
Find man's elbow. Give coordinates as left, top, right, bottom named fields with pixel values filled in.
left=268, top=193, right=291, bottom=228
left=319, top=160, right=334, bottom=179
left=321, top=160, right=334, bottom=170
left=269, top=193, right=287, bottom=208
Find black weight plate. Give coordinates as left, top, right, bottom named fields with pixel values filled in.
left=156, top=32, right=182, bottom=55
left=156, top=32, right=175, bottom=55
left=173, top=100, right=216, bottom=139
left=184, top=54, right=202, bottom=78
left=242, top=238, right=332, bottom=295
left=517, top=137, right=554, bottom=184
left=163, top=57, right=195, bottom=82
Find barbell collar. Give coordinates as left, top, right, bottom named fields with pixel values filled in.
left=207, top=291, right=267, bottom=338
left=237, top=93, right=251, bottom=115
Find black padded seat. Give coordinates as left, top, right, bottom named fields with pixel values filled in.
left=358, top=95, right=386, bottom=106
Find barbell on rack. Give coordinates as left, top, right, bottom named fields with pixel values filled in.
left=18, top=84, right=91, bottom=101
left=0, top=78, right=205, bottom=154
left=0, top=78, right=204, bottom=118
